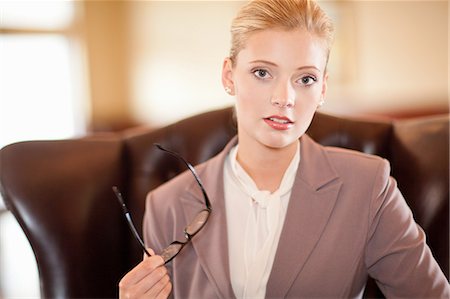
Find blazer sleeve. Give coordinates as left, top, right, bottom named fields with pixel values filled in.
left=365, top=160, right=450, bottom=298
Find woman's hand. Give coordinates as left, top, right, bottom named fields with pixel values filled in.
left=119, top=249, right=172, bottom=299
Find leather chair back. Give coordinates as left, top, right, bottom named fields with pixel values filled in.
left=0, top=107, right=448, bottom=298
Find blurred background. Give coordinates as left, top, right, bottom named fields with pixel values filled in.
left=0, top=0, right=448, bottom=297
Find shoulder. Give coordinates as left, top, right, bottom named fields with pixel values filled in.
left=301, top=135, right=392, bottom=198
left=146, top=137, right=237, bottom=204
left=326, top=146, right=392, bottom=200
left=324, top=145, right=390, bottom=178
left=316, top=144, right=400, bottom=219
left=146, top=158, right=211, bottom=205
left=302, top=134, right=390, bottom=180
left=145, top=147, right=227, bottom=212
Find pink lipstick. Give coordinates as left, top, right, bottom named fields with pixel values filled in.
left=264, top=115, right=294, bottom=130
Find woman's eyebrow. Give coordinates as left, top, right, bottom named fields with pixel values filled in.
left=248, top=59, right=278, bottom=67
left=248, top=60, right=320, bottom=72
left=298, top=66, right=321, bottom=72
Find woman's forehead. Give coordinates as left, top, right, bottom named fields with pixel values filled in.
left=236, top=28, right=328, bottom=71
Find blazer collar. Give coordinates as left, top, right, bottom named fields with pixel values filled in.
left=180, top=134, right=341, bottom=298
left=266, top=134, right=342, bottom=298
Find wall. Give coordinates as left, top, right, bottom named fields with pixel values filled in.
left=86, top=0, right=448, bottom=129
left=127, top=1, right=241, bottom=127
left=325, top=0, right=448, bottom=116
left=83, top=0, right=134, bottom=130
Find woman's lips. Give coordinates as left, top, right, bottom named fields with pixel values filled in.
left=263, top=116, right=294, bottom=130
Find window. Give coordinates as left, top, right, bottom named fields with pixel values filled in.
left=0, top=1, right=87, bottom=148
left=0, top=1, right=87, bottom=297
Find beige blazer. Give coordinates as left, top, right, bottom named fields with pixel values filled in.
left=143, top=134, right=449, bottom=298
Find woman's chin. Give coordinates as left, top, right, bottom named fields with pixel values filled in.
left=260, top=133, right=300, bottom=150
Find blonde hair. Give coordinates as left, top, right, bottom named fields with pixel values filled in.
left=229, top=0, right=334, bottom=66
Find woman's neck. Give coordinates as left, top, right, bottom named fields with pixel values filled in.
left=236, top=140, right=298, bottom=193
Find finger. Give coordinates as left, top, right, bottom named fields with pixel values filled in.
left=119, top=261, right=168, bottom=299
left=127, top=265, right=169, bottom=298
left=155, top=280, right=172, bottom=299
left=144, top=271, right=170, bottom=298
left=120, top=255, right=164, bottom=287
left=143, top=248, right=156, bottom=260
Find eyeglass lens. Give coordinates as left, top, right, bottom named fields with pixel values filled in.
left=185, top=209, right=210, bottom=236
left=161, top=242, right=184, bottom=263
left=159, top=209, right=210, bottom=263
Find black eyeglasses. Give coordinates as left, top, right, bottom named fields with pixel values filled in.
left=113, top=144, right=211, bottom=264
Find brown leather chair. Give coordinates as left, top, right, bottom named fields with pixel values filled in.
left=0, top=107, right=448, bottom=298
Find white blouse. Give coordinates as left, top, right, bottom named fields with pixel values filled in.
left=224, top=142, right=300, bottom=298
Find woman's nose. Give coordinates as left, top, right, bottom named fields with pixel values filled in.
left=270, top=80, right=295, bottom=108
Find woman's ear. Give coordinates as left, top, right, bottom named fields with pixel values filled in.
left=321, top=72, right=328, bottom=100
left=221, top=58, right=235, bottom=95
left=317, top=72, right=328, bottom=109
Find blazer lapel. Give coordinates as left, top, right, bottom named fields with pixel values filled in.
left=266, top=135, right=342, bottom=298
left=180, top=138, right=238, bottom=299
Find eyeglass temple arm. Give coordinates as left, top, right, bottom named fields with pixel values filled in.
left=112, top=186, right=151, bottom=257
left=154, top=143, right=212, bottom=210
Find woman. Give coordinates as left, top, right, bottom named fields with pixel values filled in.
left=119, top=0, right=449, bottom=298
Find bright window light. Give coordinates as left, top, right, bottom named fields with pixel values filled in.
left=0, top=213, right=40, bottom=298
left=0, top=1, right=74, bottom=30
left=0, top=35, right=78, bottom=148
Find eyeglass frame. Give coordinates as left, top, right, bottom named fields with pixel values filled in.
left=113, top=143, right=212, bottom=264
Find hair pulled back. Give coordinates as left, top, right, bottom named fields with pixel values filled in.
left=229, top=0, right=334, bottom=65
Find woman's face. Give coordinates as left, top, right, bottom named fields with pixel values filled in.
left=222, top=29, right=328, bottom=152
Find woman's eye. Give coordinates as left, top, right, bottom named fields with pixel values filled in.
left=299, top=76, right=317, bottom=86
left=253, top=69, right=271, bottom=79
